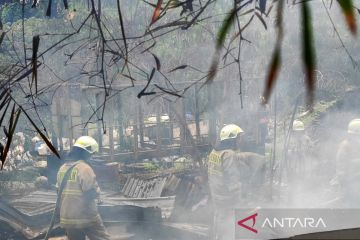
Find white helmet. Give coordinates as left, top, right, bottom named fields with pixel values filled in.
left=292, top=120, right=305, bottom=131
left=73, top=136, right=99, bottom=154
left=220, top=124, right=244, bottom=141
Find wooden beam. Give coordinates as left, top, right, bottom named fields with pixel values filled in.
left=194, top=84, right=201, bottom=143
left=95, top=144, right=211, bottom=162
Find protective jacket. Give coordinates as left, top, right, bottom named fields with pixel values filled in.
left=208, top=149, right=267, bottom=204
left=208, top=149, right=245, bottom=207
left=56, top=160, right=101, bottom=228
left=208, top=149, right=266, bottom=240
left=336, top=139, right=360, bottom=191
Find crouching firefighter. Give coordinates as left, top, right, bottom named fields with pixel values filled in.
left=208, top=124, right=245, bottom=240
left=56, top=136, right=110, bottom=240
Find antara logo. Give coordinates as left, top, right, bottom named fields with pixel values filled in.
left=237, top=213, right=327, bottom=234
left=237, top=213, right=258, bottom=234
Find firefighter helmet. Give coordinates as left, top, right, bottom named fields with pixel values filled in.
left=73, top=136, right=99, bottom=154
left=348, top=119, right=360, bottom=135
left=31, top=136, right=41, bottom=143
left=220, top=124, right=244, bottom=141
left=35, top=176, right=49, bottom=189
left=292, top=120, right=305, bottom=131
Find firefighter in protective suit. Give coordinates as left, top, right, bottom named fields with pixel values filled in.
left=208, top=124, right=266, bottom=240
left=56, top=136, right=110, bottom=240
left=287, top=120, right=312, bottom=178
left=335, top=119, right=360, bottom=207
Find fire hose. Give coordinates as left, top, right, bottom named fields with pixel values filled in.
left=44, top=163, right=78, bottom=240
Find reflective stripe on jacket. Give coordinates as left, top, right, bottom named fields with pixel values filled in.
left=208, top=149, right=243, bottom=206
left=208, top=150, right=266, bottom=207
left=56, top=160, right=101, bottom=228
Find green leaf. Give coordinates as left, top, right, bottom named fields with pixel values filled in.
left=301, top=2, right=316, bottom=105
left=259, top=0, right=267, bottom=14
left=228, top=15, right=254, bottom=46
left=63, top=0, right=68, bottom=9
left=137, top=68, right=156, bottom=98
left=206, top=7, right=237, bottom=85
left=32, top=35, right=40, bottom=95
left=261, top=0, right=284, bottom=105
left=337, top=0, right=356, bottom=34
left=262, top=46, right=281, bottom=104
left=0, top=32, right=6, bottom=48
left=151, top=0, right=163, bottom=25
left=1, top=106, right=20, bottom=169
left=168, top=65, right=188, bottom=73
left=21, top=107, right=61, bottom=159
left=255, top=11, right=267, bottom=30
left=151, top=52, right=161, bottom=71
left=0, top=98, right=11, bottom=128
left=46, top=0, right=52, bottom=17
left=217, top=8, right=237, bottom=49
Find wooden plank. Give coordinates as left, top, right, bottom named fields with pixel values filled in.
left=150, top=177, right=166, bottom=198
left=133, top=180, right=143, bottom=198
left=95, top=144, right=211, bottom=162
left=123, top=178, right=134, bottom=196
left=194, top=84, right=201, bottom=142
left=122, top=177, right=131, bottom=193
left=128, top=178, right=139, bottom=197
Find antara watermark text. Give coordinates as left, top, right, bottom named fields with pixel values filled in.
left=235, top=209, right=339, bottom=239
left=261, top=217, right=327, bottom=228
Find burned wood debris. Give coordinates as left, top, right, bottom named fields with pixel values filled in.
left=0, top=157, right=210, bottom=239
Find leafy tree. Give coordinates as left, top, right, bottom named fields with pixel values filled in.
left=0, top=0, right=358, bottom=167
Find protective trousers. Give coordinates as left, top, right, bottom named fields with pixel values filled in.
left=65, top=219, right=111, bottom=240
left=212, top=207, right=235, bottom=240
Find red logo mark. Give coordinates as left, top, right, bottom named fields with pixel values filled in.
left=237, top=213, right=258, bottom=234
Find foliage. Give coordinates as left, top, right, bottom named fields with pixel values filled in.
left=143, top=162, right=160, bottom=171
left=0, top=0, right=359, bottom=167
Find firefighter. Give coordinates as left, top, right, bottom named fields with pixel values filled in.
left=208, top=124, right=266, bottom=240
left=287, top=120, right=312, bottom=177
left=335, top=119, right=360, bottom=206
left=56, top=136, right=110, bottom=240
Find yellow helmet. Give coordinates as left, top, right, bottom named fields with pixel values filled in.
left=348, top=119, right=360, bottom=135
left=73, top=136, right=99, bottom=154
left=220, top=124, right=244, bottom=141
left=31, top=136, right=41, bottom=143
left=292, top=120, right=305, bottom=131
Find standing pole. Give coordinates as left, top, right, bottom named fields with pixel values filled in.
left=194, top=84, right=201, bottom=143
left=270, top=89, right=277, bottom=201
left=95, top=93, right=103, bottom=153
left=108, top=98, right=114, bottom=162
left=207, top=83, right=216, bottom=146
left=138, top=100, right=144, bottom=148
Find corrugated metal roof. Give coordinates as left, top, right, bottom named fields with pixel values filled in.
left=0, top=190, right=175, bottom=239
left=122, top=176, right=168, bottom=198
